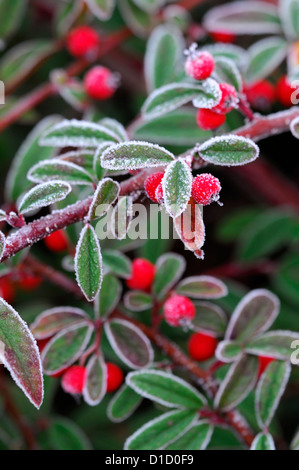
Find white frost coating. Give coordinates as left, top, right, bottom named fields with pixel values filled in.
left=225, top=289, right=280, bottom=341
left=177, top=275, right=228, bottom=299
left=198, top=134, right=260, bottom=167
left=27, top=158, right=93, bottom=185
left=74, top=224, right=103, bottom=302
left=123, top=291, right=153, bottom=312
left=85, top=0, right=115, bottom=20
left=124, top=408, right=198, bottom=450
left=0, top=297, right=44, bottom=409
left=245, top=37, right=288, bottom=84
left=104, top=319, right=154, bottom=369
left=107, top=383, right=142, bottom=423
left=17, top=180, right=72, bottom=215
left=30, top=306, right=88, bottom=340
left=155, top=252, right=186, bottom=291
left=93, top=141, right=115, bottom=175
left=215, top=340, right=242, bottom=364
left=279, top=0, right=299, bottom=40
left=39, top=119, right=120, bottom=148
left=162, top=158, right=193, bottom=219
left=250, top=432, right=275, bottom=450
left=290, top=116, right=299, bottom=139
left=99, top=118, right=128, bottom=142
left=255, top=361, right=291, bottom=430
left=87, top=177, right=120, bottom=221
left=111, top=196, right=133, bottom=240
left=83, top=354, right=107, bottom=406
left=133, top=0, right=165, bottom=13
left=0, top=231, right=6, bottom=261
left=200, top=43, right=249, bottom=70
left=41, top=321, right=93, bottom=375
left=126, top=369, right=207, bottom=409
left=101, top=140, right=175, bottom=170
left=192, top=78, right=222, bottom=109
left=193, top=421, right=214, bottom=450
left=245, top=330, right=299, bottom=360
left=144, top=23, right=184, bottom=93
left=203, top=1, right=282, bottom=35
left=213, top=57, right=243, bottom=92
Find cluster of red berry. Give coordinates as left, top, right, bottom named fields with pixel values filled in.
left=66, top=26, right=118, bottom=100
left=244, top=76, right=298, bottom=110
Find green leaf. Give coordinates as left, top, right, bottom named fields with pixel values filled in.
left=132, top=0, right=165, bottom=13
left=245, top=37, right=288, bottom=84
left=132, top=108, right=212, bottom=146
left=290, top=429, right=299, bottom=450
left=101, top=141, right=175, bottom=170
left=142, top=80, right=221, bottom=120
left=88, top=178, right=120, bottom=221
left=216, top=340, right=243, bottom=363
left=250, top=432, right=275, bottom=450
left=47, top=418, right=91, bottom=450
left=0, top=231, right=5, bottom=261
left=144, top=24, right=184, bottom=92
left=0, top=298, right=43, bottom=409
left=192, top=302, right=227, bottom=337
left=167, top=421, right=213, bottom=450
left=127, top=370, right=206, bottom=409
left=255, top=361, right=291, bottom=428
left=75, top=225, right=103, bottom=302
left=83, top=354, right=107, bottom=406
left=0, top=0, right=27, bottom=40
left=6, top=115, right=61, bottom=201
left=18, top=181, right=71, bottom=215
left=118, top=0, right=153, bottom=37
left=198, top=135, right=259, bottom=167
left=57, top=79, right=89, bottom=112
left=213, top=57, right=243, bottom=92
left=273, top=253, right=299, bottom=306
left=99, top=118, right=128, bottom=142
left=203, top=1, right=282, bottom=35
left=225, top=289, right=280, bottom=343
left=39, top=119, right=120, bottom=148
left=176, top=275, right=228, bottom=299
left=279, top=0, right=299, bottom=40
left=57, top=150, right=94, bottom=174
left=124, top=409, right=198, bottom=450
left=93, top=142, right=114, bottom=181
left=246, top=331, right=299, bottom=360
left=105, top=318, right=154, bottom=369
left=153, top=253, right=186, bottom=300
left=107, top=383, right=142, bottom=423
left=214, top=355, right=259, bottom=411
left=30, top=307, right=87, bottom=340
left=102, top=249, right=132, bottom=278
left=163, top=158, right=192, bottom=218
left=96, top=274, right=122, bottom=318
left=203, top=43, right=249, bottom=68
left=0, top=40, right=55, bottom=91
left=124, top=290, right=153, bottom=311
left=111, top=196, right=133, bottom=240
left=41, top=322, right=93, bottom=374
left=85, top=0, right=115, bottom=20
left=28, top=159, right=94, bottom=185
left=54, top=0, right=83, bottom=37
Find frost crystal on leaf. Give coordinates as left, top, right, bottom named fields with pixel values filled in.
left=18, top=180, right=72, bottom=215
left=163, top=158, right=193, bottom=218
left=198, top=135, right=260, bottom=166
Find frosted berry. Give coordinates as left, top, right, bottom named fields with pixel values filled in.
left=188, top=332, right=218, bottom=361
left=244, top=80, right=276, bottom=111
left=212, top=83, right=238, bottom=114
left=163, top=295, right=196, bottom=327
left=84, top=66, right=119, bottom=100
left=61, top=365, right=86, bottom=395
left=66, top=26, right=100, bottom=58
left=185, top=48, right=215, bottom=80
left=192, top=174, right=221, bottom=206
left=0, top=278, right=15, bottom=304
left=144, top=172, right=164, bottom=203
left=196, top=108, right=226, bottom=130
left=106, top=362, right=124, bottom=393
left=210, top=30, right=236, bottom=44
left=18, top=273, right=42, bottom=291
left=126, top=258, right=156, bottom=291
left=258, top=356, right=275, bottom=378
left=44, top=229, right=69, bottom=252
left=277, top=75, right=297, bottom=107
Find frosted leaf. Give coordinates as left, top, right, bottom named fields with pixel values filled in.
left=290, top=116, right=299, bottom=139
left=200, top=43, right=249, bottom=70
left=174, top=200, right=205, bottom=258
left=57, top=149, right=94, bottom=174
left=215, top=340, right=243, bottom=363
left=55, top=0, right=83, bottom=37
left=111, top=196, right=133, bottom=239
left=101, top=141, right=175, bottom=170
left=27, top=159, right=94, bottom=185
left=39, top=119, right=120, bottom=148
left=162, top=158, right=192, bottom=218
left=0, top=0, right=27, bottom=41
left=0, top=298, right=43, bottom=409
left=176, top=276, right=228, bottom=299
left=124, top=290, right=153, bottom=312
left=18, top=180, right=72, bottom=215
left=245, top=37, right=288, bottom=84
left=245, top=330, right=299, bottom=360
left=250, top=433, right=275, bottom=450
left=83, top=353, right=107, bottom=406
left=132, top=0, right=165, bottom=13
left=57, top=79, right=89, bottom=113
left=87, top=178, right=120, bottom=221
left=0, top=231, right=6, bottom=261
left=102, top=249, right=132, bottom=279
left=191, top=302, right=227, bottom=338
left=167, top=421, right=214, bottom=451
left=93, top=142, right=115, bottom=180
left=153, top=253, right=186, bottom=300
left=107, top=383, right=142, bottom=423
left=95, top=274, right=122, bottom=319
left=99, top=118, right=128, bottom=142
left=118, top=0, right=153, bottom=38
left=85, top=0, right=115, bottom=21
left=142, top=81, right=221, bottom=120
left=0, top=209, right=6, bottom=222
left=279, top=0, right=299, bottom=41
left=198, top=135, right=260, bottom=166
left=213, top=57, right=243, bottom=92
left=30, top=306, right=88, bottom=340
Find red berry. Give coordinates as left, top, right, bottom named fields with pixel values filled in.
left=196, top=108, right=226, bottom=130
left=61, top=365, right=86, bottom=395
left=0, top=278, right=15, bottom=304
left=188, top=332, right=218, bottom=361
left=18, top=273, right=42, bottom=291
left=277, top=75, right=297, bottom=107
left=44, top=229, right=69, bottom=252
left=106, top=362, right=124, bottom=393
left=163, top=295, right=196, bottom=327
left=212, top=83, right=238, bottom=114
left=191, top=173, right=221, bottom=206
left=185, top=50, right=215, bottom=80
left=84, top=66, right=119, bottom=100
left=210, top=30, right=236, bottom=44
left=126, top=258, right=156, bottom=291
left=144, top=172, right=164, bottom=203
left=66, top=26, right=100, bottom=58
left=244, top=80, right=276, bottom=111
left=258, top=356, right=275, bottom=378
